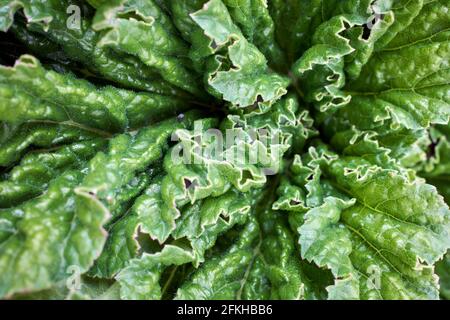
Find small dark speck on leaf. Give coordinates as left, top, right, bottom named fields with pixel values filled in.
left=427, top=140, right=438, bottom=160
left=185, top=179, right=199, bottom=191
left=362, top=24, right=371, bottom=40
left=247, top=95, right=264, bottom=112
left=184, top=178, right=192, bottom=189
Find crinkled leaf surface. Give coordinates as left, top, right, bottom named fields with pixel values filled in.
left=274, top=146, right=450, bottom=299
left=0, top=170, right=110, bottom=297
left=0, top=0, right=449, bottom=300
left=191, top=0, right=290, bottom=108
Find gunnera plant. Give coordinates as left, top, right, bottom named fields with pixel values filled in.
left=0, top=0, right=449, bottom=300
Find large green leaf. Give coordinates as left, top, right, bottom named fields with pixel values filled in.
left=274, top=145, right=450, bottom=299
left=0, top=122, right=102, bottom=167
left=0, top=0, right=449, bottom=301
left=90, top=0, right=205, bottom=97
left=115, top=188, right=256, bottom=299
left=0, top=109, right=200, bottom=297
left=0, top=55, right=191, bottom=131
left=117, top=245, right=194, bottom=300
left=0, top=138, right=107, bottom=207
left=176, top=184, right=329, bottom=300
left=269, top=0, right=335, bottom=65
left=191, top=0, right=290, bottom=109
left=0, top=170, right=110, bottom=297
left=305, top=0, right=450, bottom=168
left=221, top=0, right=286, bottom=71
left=0, top=0, right=186, bottom=94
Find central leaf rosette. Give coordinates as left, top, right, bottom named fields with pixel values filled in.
left=0, top=0, right=448, bottom=300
